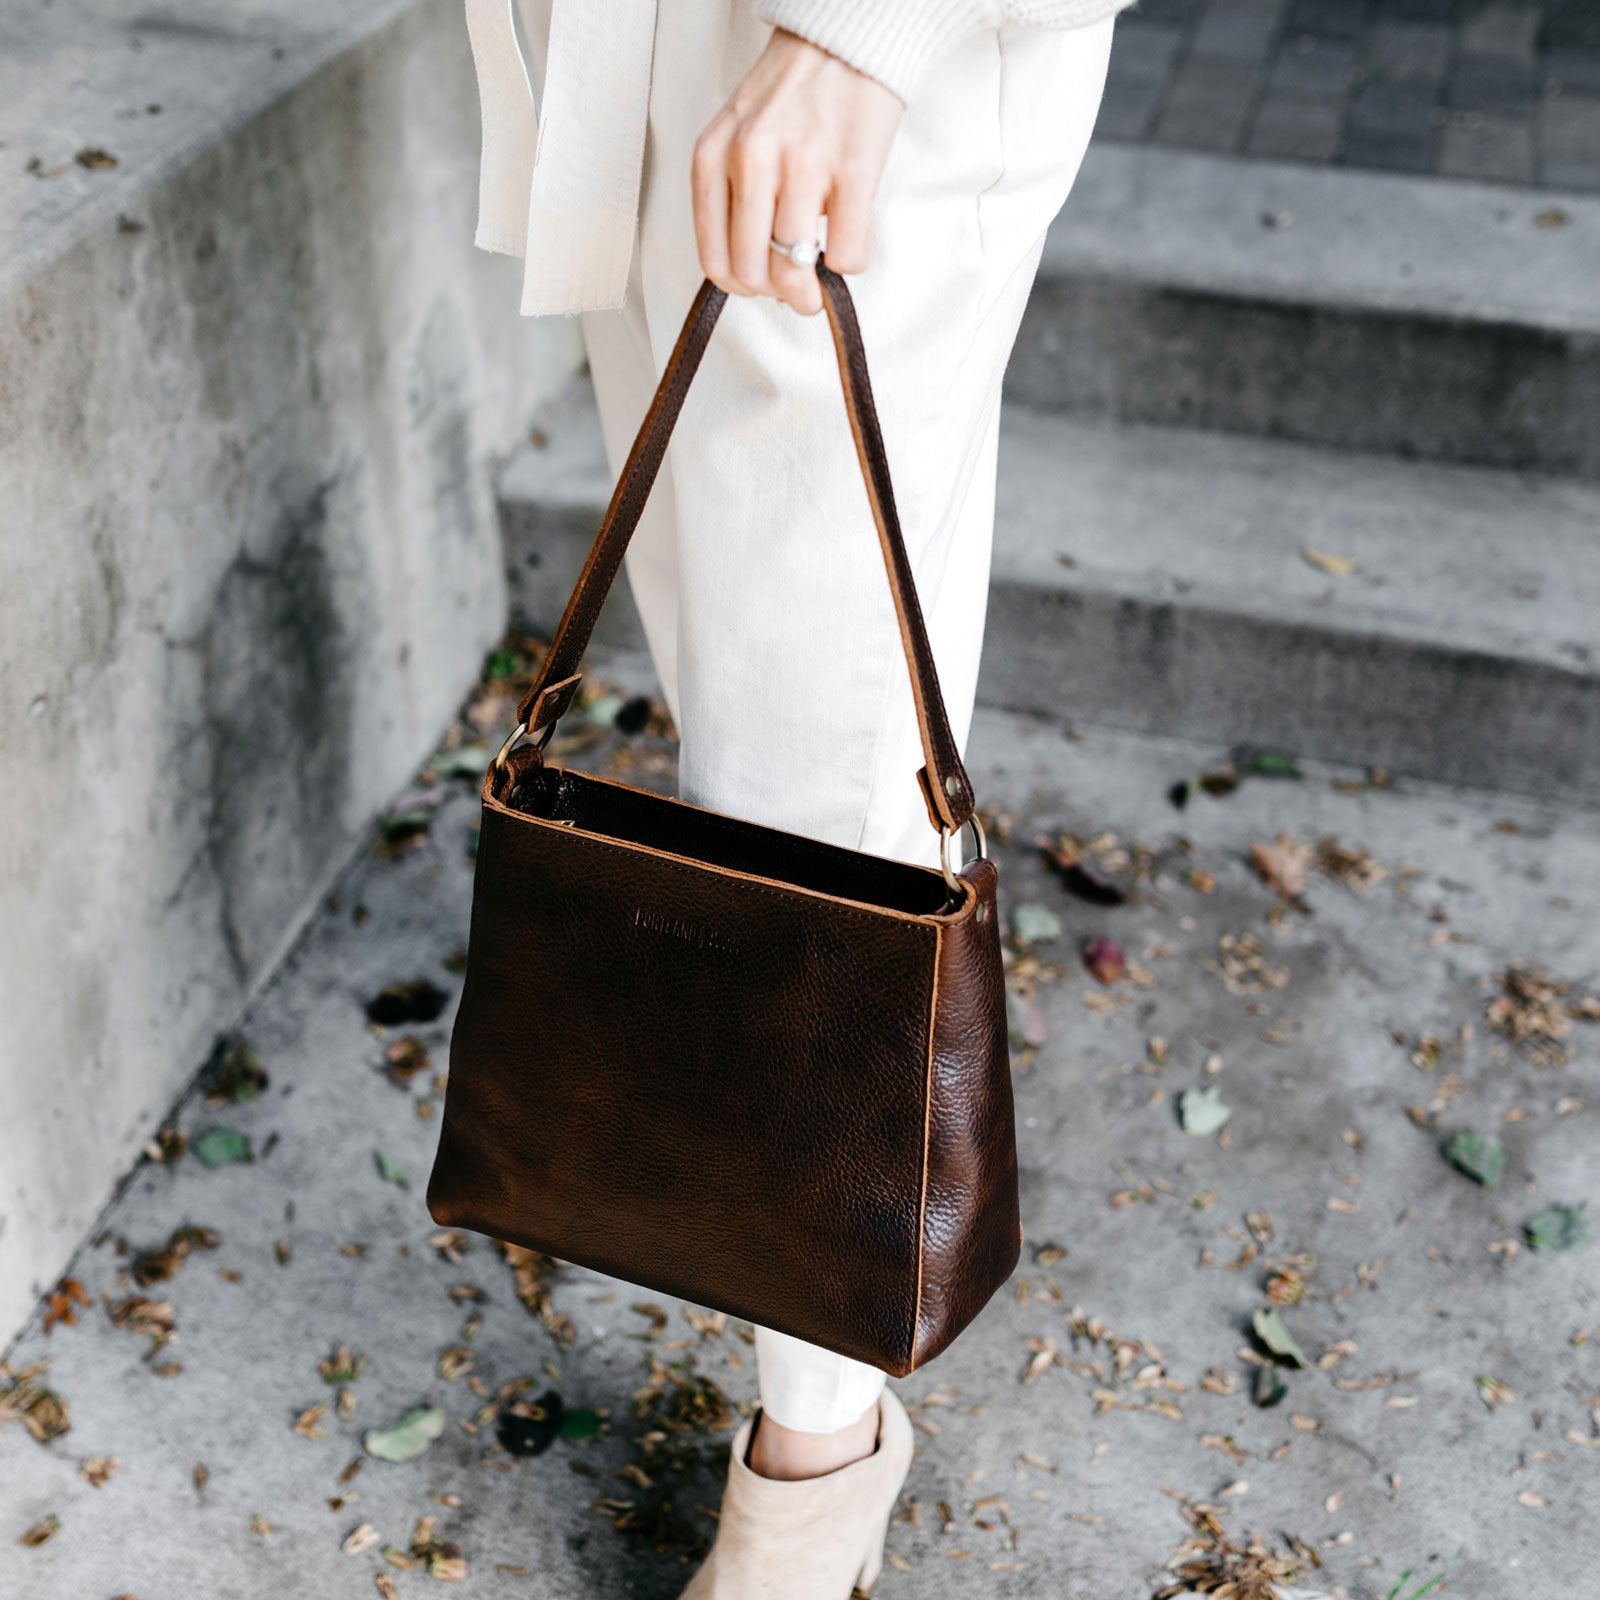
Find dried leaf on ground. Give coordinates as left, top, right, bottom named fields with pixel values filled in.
left=0, top=1364, right=70, bottom=1444
left=1251, top=834, right=1312, bottom=900
left=342, top=1522, right=381, bottom=1555
left=42, top=1279, right=91, bottom=1333
left=320, top=1346, right=367, bottom=1385
left=1208, top=934, right=1290, bottom=996
left=1084, top=936, right=1126, bottom=986
left=1316, top=837, right=1389, bottom=892
left=1155, top=1496, right=1313, bottom=1598
left=384, top=1036, right=431, bottom=1086
left=205, top=1040, right=269, bottom=1105
left=105, top=1294, right=176, bottom=1357
left=18, top=1514, right=60, bottom=1547
left=1037, top=835, right=1128, bottom=905
left=498, top=1244, right=572, bottom=1345
left=1488, top=966, right=1576, bottom=1064
left=1303, top=547, right=1357, bottom=576
left=132, top=1226, right=220, bottom=1287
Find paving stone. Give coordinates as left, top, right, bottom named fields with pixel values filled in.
left=1097, top=0, right=1599, bottom=188
left=1098, top=70, right=1170, bottom=140
left=1344, top=78, right=1439, bottom=170
left=1268, top=33, right=1357, bottom=95
left=1388, top=0, right=1468, bottom=21
left=1363, top=19, right=1455, bottom=83
left=1134, top=0, right=1209, bottom=24
left=1448, top=49, right=1541, bottom=113
left=1106, top=18, right=1187, bottom=80
left=1462, top=2, right=1542, bottom=62
left=1541, top=47, right=1600, bottom=96
left=1284, top=0, right=1367, bottom=43
left=1190, top=1, right=1285, bottom=61
left=1438, top=109, right=1538, bottom=180
left=1247, top=93, right=1345, bottom=159
left=1154, top=56, right=1262, bottom=150
left=1539, top=93, right=1600, bottom=183
left=1540, top=0, right=1600, bottom=52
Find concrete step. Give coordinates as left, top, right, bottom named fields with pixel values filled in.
left=1012, top=145, right=1600, bottom=478
left=499, top=376, right=1600, bottom=804
left=0, top=0, right=583, bottom=1344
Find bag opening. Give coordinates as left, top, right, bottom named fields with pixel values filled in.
left=504, top=763, right=960, bottom=917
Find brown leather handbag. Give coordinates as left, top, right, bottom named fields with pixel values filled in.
left=427, top=264, right=1019, bottom=1376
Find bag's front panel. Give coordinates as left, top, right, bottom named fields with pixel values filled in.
left=428, top=801, right=941, bottom=1371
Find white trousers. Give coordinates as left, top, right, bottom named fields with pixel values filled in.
left=519, top=2, right=1113, bottom=1432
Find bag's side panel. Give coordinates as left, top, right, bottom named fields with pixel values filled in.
left=910, top=855, right=1022, bottom=1369
left=427, top=799, right=938, bottom=1373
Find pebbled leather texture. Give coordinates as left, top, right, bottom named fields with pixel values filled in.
left=428, top=271, right=1019, bottom=1376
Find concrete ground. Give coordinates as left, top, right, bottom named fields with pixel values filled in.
left=3, top=643, right=1598, bottom=1600
left=1105, top=0, right=1600, bottom=190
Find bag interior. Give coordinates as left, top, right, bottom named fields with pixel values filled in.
left=505, top=763, right=959, bottom=916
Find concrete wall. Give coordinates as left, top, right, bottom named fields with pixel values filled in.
left=0, top=1, right=582, bottom=1340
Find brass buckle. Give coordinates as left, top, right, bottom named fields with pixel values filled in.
left=939, top=812, right=988, bottom=894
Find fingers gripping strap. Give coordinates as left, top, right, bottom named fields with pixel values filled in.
left=515, top=263, right=976, bottom=836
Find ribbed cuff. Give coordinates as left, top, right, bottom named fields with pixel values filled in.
left=756, top=0, right=990, bottom=104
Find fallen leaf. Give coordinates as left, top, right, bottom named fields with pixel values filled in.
left=1446, top=1130, right=1505, bottom=1190
left=1084, top=936, right=1126, bottom=985
left=42, top=1278, right=91, bottom=1333
left=1527, top=1204, right=1591, bottom=1254
left=365, top=1407, right=447, bottom=1462
left=374, top=1151, right=409, bottom=1189
left=191, top=1128, right=252, bottom=1168
left=1010, top=903, right=1063, bottom=949
left=205, top=1040, right=268, bottom=1105
left=1005, top=989, right=1047, bottom=1053
left=1303, top=548, right=1357, bottom=576
left=1179, top=1086, right=1232, bottom=1137
left=1252, top=1308, right=1308, bottom=1369
left=1251, top=834, right=1312, bottom=899
left=560, top=1407, right=603, bottom=1440
left=384, top=1036, right=431, bottom=1087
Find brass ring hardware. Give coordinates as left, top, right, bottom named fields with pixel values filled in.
left=493, top=718, right=556, bottom=772
left=939, top=811, right=988, bottom=894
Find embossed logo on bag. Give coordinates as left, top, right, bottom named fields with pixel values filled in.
left=630, top=905, right=742, bottom=954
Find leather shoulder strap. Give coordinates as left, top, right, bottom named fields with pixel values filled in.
left=513, top=262, right=976, bottom=836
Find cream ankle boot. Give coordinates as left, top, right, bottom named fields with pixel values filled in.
left=678, top=1388, right=914, bottom=1599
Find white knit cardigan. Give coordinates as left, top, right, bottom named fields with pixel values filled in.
left=466, top=0, right=1134, bottom=316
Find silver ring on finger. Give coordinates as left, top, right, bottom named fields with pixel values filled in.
left=769, top=234, right=821, bottom=269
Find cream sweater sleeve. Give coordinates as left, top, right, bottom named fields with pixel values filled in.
left=756, top=0, right=1135, bottom=103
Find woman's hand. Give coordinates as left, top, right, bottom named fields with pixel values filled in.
left=692, top=29, right=904, bottom=315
